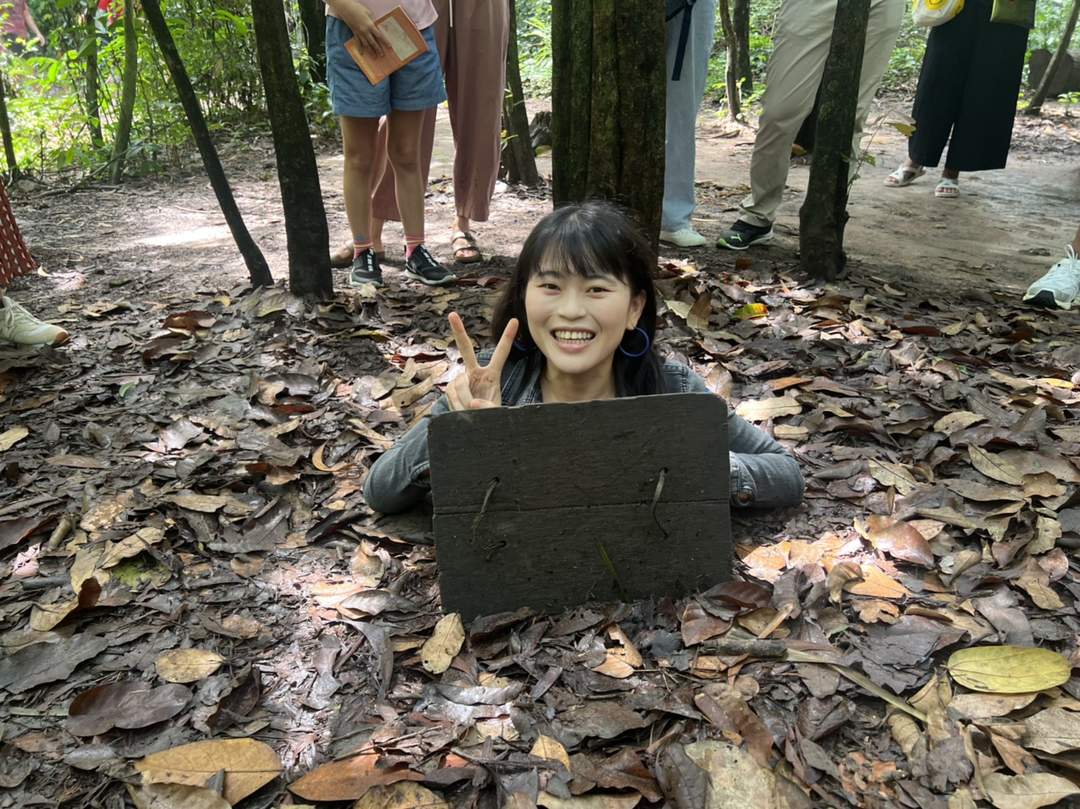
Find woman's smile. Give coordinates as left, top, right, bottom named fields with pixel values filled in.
left=551, top=328, right=596, bottom=351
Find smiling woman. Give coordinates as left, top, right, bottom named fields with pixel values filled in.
left=362, top=201, right=805, bottom=514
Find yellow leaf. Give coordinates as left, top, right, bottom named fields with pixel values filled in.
left=136, top=738, right=282, bottom=805
left=946, top=646, right=1070, bottom=694
left=889, top=121, right=917, bottom=137
left=155, top=649, right=225, bottom=684
left=353, top=783, right=450, bottom=809
left=530, top=735, right=571, bottom=771
left=734, top=303, right=768, bottom=320
left=420, top=613, right=465, bottom=674
left=0, top=425, right=29, bottom=451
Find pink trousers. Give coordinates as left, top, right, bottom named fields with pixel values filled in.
left=371, top=0, right=509, bottom=224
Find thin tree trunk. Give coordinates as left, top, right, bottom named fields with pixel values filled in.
left=251, top=0, right=331, bottom=298
left=501, top=0, right=540, bottom=186
left=799, top=0, right=869, bottom=281
left=1025, top=0, right=1080, bottom=114
left=733, top=0, right=752, bottom=95
left=86, top=11, right=104, bottom=148
left=296, top=0, right=327, bottom=85
left=110, top=0, right=139, bottom=184
left=0, top=72, right=18, bottom=179
left=142, top=0, right=273, bottom=287
left=552, top=0, right=666, bottom=251
left=718, top=0, right=741, bottom=119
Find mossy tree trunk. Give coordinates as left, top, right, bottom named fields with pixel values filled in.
left=1025, top=0, right=1080, bottom=114
left=501, top=0, right=540, bottom=186
left=297, top=0, right=327, bottom=85
left=799, top=0, right=869, bottom=281
left=251, top=0, right=331, bottom=298
left=143, top=0, right=273, bottom=287
left=732, top=0, right=752, bottom=95
left=551, top=0, right=666, bottom=252
left=85, top=10, right=104, bottom=149
left=110, top=0, right=138, bottom=183
left=718, top=0, right=741, bottom=119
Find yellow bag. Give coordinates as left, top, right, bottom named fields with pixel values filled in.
left=912, top=0, right=965, bottom=27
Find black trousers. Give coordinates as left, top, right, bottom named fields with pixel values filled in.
left=908, top=0, right=1029, bottom=172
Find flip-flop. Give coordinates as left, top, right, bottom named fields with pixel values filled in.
left=934, top=178, right=960, bottom=199
left=884, top=165, right=925, bottom=187
left=451, top=231, right=482, bottom=264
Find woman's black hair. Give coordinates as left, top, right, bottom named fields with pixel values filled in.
left=491, top=200, right=668, bottom=396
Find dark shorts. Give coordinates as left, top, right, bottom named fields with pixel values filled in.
left=326, top=17, right=446, bottom=118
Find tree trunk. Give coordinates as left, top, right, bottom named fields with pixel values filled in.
left=732, top=0, right=752, bottom=95
left=799, top=0, right=869, bottom=281
left=551, top=0, right=666, bottom=252
left=0, top=72, right=18, bottom=179
left=86, top=11, right=104, bottom=148
left=142, top=0, right=273, bottom=287
left=718, top=0, right=741, bottom=119
left=251, top=0, right=331, bottom=298
left=110, top=0, right=139, bottom=183
left=297, top=0, right=327, bottom=85
left=501, top=0, right=539, bottom=186
left=1025, top=0, right=1080, bottom=114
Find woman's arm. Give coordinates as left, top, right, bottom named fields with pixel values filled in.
left=323, top=0, right=388, bottom=54
left=682, top=368, right=804, bottom=509
left=362, top=395, right=450, bottom=514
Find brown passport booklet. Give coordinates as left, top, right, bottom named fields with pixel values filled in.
left=343, top=6, right=428, bottom=85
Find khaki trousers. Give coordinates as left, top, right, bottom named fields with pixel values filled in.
left=372, top=0, right=509, bottom=225
left=739, top=0, right=904, bottom=228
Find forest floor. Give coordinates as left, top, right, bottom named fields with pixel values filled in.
left=1, top=99, right=1079, bottom=809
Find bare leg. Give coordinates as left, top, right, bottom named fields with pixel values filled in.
left=1071, top=223, right=1080, bottom=253
left=386, top=108, right=427, bottom=247
left=340, top=116, right=381, bottom=251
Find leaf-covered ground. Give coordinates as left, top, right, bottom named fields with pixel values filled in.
left=1, top=107, right=1079, bottom=808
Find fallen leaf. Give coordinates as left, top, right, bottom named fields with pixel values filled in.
left=354, top=782, right=450, bottom=809
left=948, top=692, right=1039, bottom=720
left=863, top=516, right=934, bottom=567
left=0, top=425, right=29, bottom=451
left=127, top=783, right=231, bottom=809
left=420, top=613, right=465, bottom=674
left=684, top=740, right=810, bottom=808
left=982, top=772, right=1080, bottom=809
left=67, top=682, right=191, bottom=736
left=537, top=794, right=641, bottom=809
left=734, top=303, right=768, bottom=320
left=136, top=738, right=282, bottom=804
left=0, top=635, right=109, bottom=693
left=735, top=394, right=801, bottom=422
left=288, top=752, right=423, bottom=801
left=867, top=460, right=919, bottom=496
left=531, top=735, right=571, bottom=770
left=155, top=649, right=225, bottom=684
left=968, top=447, right=1024, bottom=486
left=1023, top=708, right=1080, bottom=754
left=946, top=646, right=1070, bottom=693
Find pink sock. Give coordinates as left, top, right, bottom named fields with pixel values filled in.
left=405, top=234, right=424, bottom=259
left=353, top=236, right=372, bottom=259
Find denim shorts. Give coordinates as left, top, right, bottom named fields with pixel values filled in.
left=326, top=17, right=447, bottom=117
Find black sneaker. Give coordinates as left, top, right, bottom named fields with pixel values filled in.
left=349, top=248, right=383, bottom=286
left=716, top=220, right=774, bottom=251
left=404, top=244, right=456, bottom=286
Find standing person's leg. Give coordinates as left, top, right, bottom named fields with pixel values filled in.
left=718, top=0, right=835, bottom=249
left=1022, top=222, right=1080, bottom=309
left=660, top=0, right=717, bottom=246
left=340, top=116, right=384, bottom=284
left=849, top=0, right=904, bottom=174
left=444, top=0, right=509, bottom=263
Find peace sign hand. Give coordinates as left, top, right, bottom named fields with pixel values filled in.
left=445, top=312, right=519, bottom=411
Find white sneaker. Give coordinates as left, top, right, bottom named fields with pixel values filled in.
left=659, top=227, right=708, bottom=248
left=1023, top=246, right=1079, bottom=310
left=0, top=296, right=69, bottom=346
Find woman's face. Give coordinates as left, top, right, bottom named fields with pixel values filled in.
left=523, top=265, right=646, bottom=380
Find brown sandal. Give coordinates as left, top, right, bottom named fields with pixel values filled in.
left=451, top=231, right=482, bottom=264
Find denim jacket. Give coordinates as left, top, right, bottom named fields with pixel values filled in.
left=363, top=355, right=805, bottom=514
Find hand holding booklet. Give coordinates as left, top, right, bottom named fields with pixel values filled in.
left=344, top=6, right=428, bottom=85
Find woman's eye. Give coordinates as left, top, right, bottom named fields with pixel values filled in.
left=540, top=283, right=560, bottom=291
left=588, top=286, right=611, bottom=294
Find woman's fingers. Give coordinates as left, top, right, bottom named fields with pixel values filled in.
left=487, top=318, right=519, bottom=375
left=448, top=312, right=479, bottom=372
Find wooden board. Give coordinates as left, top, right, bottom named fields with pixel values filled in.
left=428, top=394, right=732, bottom=620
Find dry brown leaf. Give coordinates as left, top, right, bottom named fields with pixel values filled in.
left=420, top=613, right=465, bottom=675
left=135, top=738, right=281, bottom=805
left=170, top=494, right=232, bottom=513
left=593, top=655, right=636, bottom=679
left=735, top=394, right=801, bottom=422
left=100, top=527, right=165, bottom=568
left=1016, top=559, right=1064, bottom=610
left=353, top=783, right=450, bottom=809
left=982, top=772, right=1080, bottom=809
left=1023, top=708, right=1080, bottom=754
left=80, top=492, right=134, bottom=532
left=0, top=425, right=29, bottom=451
left=537, top=794, right=641, bottom=809
left=127, top=783, right=231, bottom=809
left=845, top=564, right=910, bottom=600
left=1028, top=516, right=1062, bottom=555
left=887, top=712, right=923, bottom=758
left=949, top=692, right=1039, bottom=720
left=288, top=752, right=423, bottom=801
left=863, top=516, right=934, bottom=567
left=934, top=411, right=985, bottom=434
left=867, top=460, right=919, bottom=496
left=683, top=740, right=810, bottom=809
left=968, top=447, right=1024, bottom=486
left=155, top=649, right=225, bottom=684
left=681, top=601, right=732, bottom=646
left=530, top=735, right=571, bottom=770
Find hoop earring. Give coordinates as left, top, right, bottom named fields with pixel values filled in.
left=618, top=327, right=651, bottom=358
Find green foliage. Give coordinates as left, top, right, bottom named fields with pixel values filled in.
left=516, top=0, right=551, bottom=97
left=5, top=0, right=329, bottom=181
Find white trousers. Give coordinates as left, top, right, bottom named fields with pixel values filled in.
left=739, top=0, right=905, bottom=228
